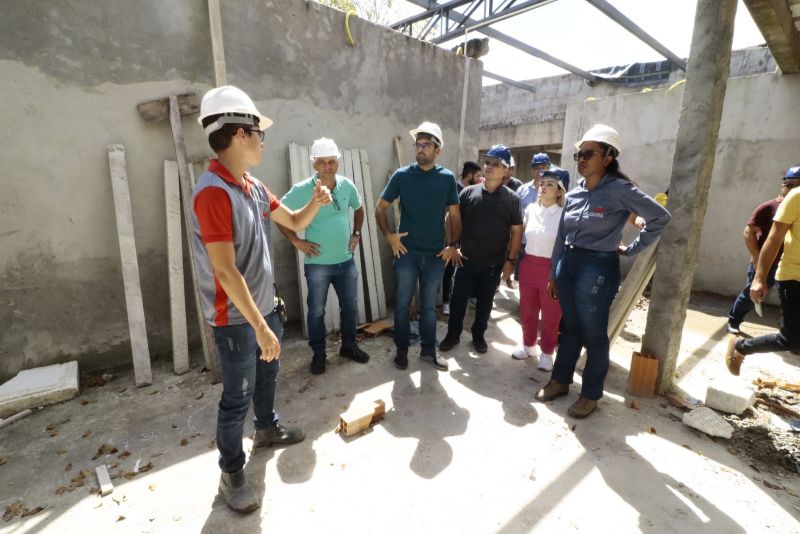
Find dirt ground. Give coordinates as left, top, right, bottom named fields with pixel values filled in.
left=1, top=289, right=799, bottom=533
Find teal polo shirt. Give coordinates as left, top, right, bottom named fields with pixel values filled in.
left=281, top=174, right=362, bottom=265
left=380, top=163, right=459, bottom=256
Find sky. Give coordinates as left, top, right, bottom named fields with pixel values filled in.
left=386, top=0, right=767, bottom=85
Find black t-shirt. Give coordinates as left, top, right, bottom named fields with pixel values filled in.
left=459, top=184, right=523, bottom=266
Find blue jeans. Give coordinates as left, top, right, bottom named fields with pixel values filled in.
left=728, top=262, right=778, bottom=327
left=305, top=258, right=358, bottom=355
left=212, top=309, right=282, bottom=473
left=394, top=252, right=445, bottom=353
left=551, top=247, right=620, bottom=400
left=447, top=261, right=502, bottom=337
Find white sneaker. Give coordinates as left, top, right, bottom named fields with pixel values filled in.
left=538, top=353, right=554, bottom=371
left=442, top=303, right=450, bottom=315
left=511, top=345, right=535, bottom=360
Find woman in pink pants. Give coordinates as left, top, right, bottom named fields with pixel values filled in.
left=512, top=169, right=567, bottom=370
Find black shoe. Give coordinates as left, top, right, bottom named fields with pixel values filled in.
left=310, top=353, right=326, bottom=375
left=253, top=424, right=305, bottom=447
left=472, top=332, right=488, bottom=353
left=393, top=350, right=408, bottom=370
left=726, top=322, right=742, bottom=335
left=420, top=350, right=449, bottom=371
left=340, top=345, right=369, bottom=363
left=219, top=469, right=259, bottom=513
left=438, top=333, right=460, bottom=352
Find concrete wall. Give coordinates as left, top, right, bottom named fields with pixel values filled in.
left=0, top=0, right=482, bottom=380
left=560, top=71, right=800, bottom=298
left=480, top=46, right=776, bottom=151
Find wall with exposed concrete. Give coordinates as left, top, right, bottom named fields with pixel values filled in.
left=0, top=0, right=482, bottom=380
left=480, top=46, right=776, bottom=151
left=560, top=71, right=800, bottom=298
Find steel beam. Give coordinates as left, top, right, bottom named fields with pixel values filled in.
left=584, top=0, right=687, bottom=71
left=430, top=0, right=556, bottom=44
left=390, top=0, right=473, bottom=30
left=483, top=70, right=537, bottom=92
left=404, top=0, right=601, bottom=83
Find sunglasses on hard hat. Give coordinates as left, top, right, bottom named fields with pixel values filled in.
left=572, top=149, right=601, bottom=162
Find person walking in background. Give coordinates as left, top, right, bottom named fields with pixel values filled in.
left=726, top=165, right=800, bottom=374
left=512, top=169, right=567, bottom=370
left=726, top=167, right=800, bottom=334
left=536, top=124, right=671, bottom=419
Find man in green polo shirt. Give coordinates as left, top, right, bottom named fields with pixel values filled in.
left=277, top=138, right=370, bottom=375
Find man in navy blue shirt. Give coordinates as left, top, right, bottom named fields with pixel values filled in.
left=375, top=122, right=461, bottom=371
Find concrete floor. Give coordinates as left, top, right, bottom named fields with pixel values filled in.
left=1, top=289, right=799, bottom=533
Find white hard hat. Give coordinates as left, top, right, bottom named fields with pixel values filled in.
left=409, top=121, right=444, bottom=148
left=575, top=123, right=621, bottom=155
left=309, top=137, right=341, bottom=160
left=197, top=86, right=273, bottom=135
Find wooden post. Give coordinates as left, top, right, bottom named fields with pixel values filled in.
left=107, top=145, right=152, bottom=387
left=207, top=0, right=227, bottom=86
left=164, top=161, right=190, bottom=375
left=641, top=0, right=738, bottom=392
left=358, top=150, right=387, bottom=319
left=168, top=96, right=221, bottom=383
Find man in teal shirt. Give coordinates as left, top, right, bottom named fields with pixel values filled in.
left=278, top=138, right=369, bottom=375
left=375, top=122, right=461, bottom=371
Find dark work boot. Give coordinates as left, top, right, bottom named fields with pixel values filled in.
left=393, top=349, right=408, bottom=370
left=438, top=332, right=460, bottom=352
left=219, top=469, right=259, bottom=513
left=310, top=353, right=326, bottom=375
left=472, top=331, right=488, bottom=353
left=253, top=424, right=305, bottom=448
left=339, top=345, right=370, bottom=363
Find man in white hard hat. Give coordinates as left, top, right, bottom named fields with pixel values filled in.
left=277, top=137, right=370, bottom=375
left=191, top=85, right=332, bottom=513
left=375, top=121, right=461, bottom=371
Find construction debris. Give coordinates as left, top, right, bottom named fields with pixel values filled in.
left=682, top=407, right=733, bottom=439
left=0, top=362, right=79, bottom=418
left=360, top=320, right=393, bottom=337
left=0, top=408, right=32, bottom=429
left=95, top=465, right=114, bottom=496
left=705, top=379, right=755, bottom=415
left=338, top=400, right=385, bottom=437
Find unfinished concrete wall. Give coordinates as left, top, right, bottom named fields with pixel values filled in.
left=480, top=46, right=775, bottom=151
left=560, top=71, right=800, bottom=298
left=0, top=0, right=482, bottom=380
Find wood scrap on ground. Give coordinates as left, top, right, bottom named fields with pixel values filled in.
left=754, top=377, right=800, bottom=393
left=358, top=320, right=393, bottom=336
left=755, top=398, right=800, bottom=419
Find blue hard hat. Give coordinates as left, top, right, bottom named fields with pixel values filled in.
left=784, top=165, right=800, bottom=179
left=542, top=167, right=570, bottom=190
left=530, top=152, right=551, bottom=166
left=485, top=145, right=512, bottom=167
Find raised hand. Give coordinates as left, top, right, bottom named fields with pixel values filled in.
left=312, top=179, right=332, bottom=206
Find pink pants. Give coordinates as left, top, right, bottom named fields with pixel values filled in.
left=519, top=254, right=562, bottom=354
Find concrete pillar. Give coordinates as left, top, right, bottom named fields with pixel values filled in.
left=641, top=0, right=737, bottom=392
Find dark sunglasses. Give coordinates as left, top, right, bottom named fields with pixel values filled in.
left=572, top=149, right=601, bottom=162
left=331, top=190, right=341, bottom=211
left=247, top=128, right=265, bottom=141
left=415, top=142, right=436, bottom=150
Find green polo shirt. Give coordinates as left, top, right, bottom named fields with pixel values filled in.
left=281, top=174, right=362, bottom=265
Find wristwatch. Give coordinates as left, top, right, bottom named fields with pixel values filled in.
left=506, top=257, right=517, bottom=264
left=352, top=230, right=361, bottom=237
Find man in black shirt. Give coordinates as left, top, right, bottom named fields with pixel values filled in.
left=439, top=145, right=523, bottom=353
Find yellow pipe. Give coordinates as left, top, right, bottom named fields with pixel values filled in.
left=345, top=10, right=357, bottom=46
left=669, top=79, right=686, bottom=91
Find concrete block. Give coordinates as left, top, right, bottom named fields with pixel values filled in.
left=705, top=379, right=756, bottom=415
left=682, top=407, right=733, bottom=439
left=0, top=362, right=79, bottom=418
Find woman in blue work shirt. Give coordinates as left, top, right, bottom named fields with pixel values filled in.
left=535, top=124, right=671, bottom=418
